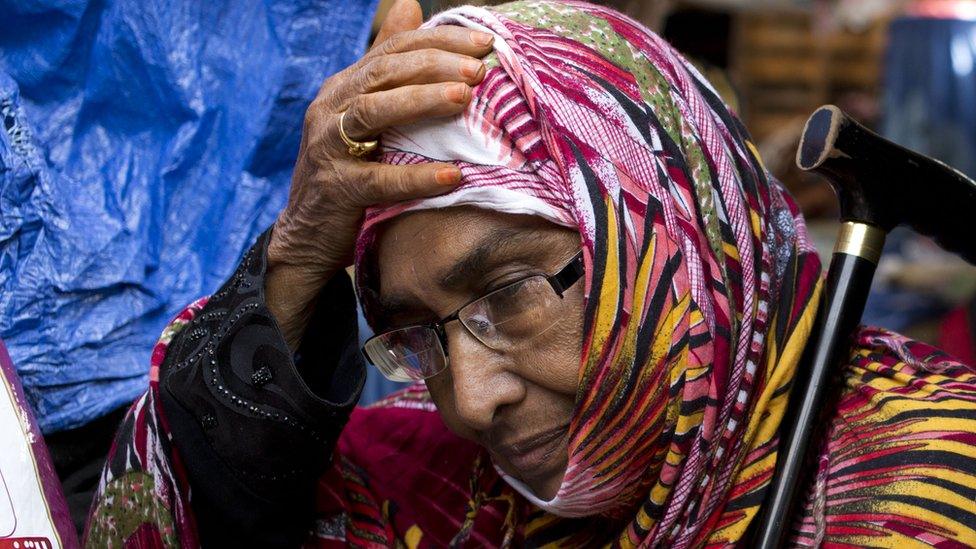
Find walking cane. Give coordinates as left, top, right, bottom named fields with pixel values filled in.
left=753, top=105, right=976, bottom=548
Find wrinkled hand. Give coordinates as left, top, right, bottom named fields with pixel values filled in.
left=266, top=0, right=492, bottom=349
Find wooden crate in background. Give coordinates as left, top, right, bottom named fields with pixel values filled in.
left=731, top=7, right=888, bottom=143
left=826, top=20, right=887, bottom=99
left=732, top=8, right=828, bottom=143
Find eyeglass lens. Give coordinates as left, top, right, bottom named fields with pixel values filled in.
left=365, top=274, right=568, bottom=381
left=364, top=327, right=447, bottom=382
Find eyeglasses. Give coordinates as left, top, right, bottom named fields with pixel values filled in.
left=363, top=251, right=585, bottom=382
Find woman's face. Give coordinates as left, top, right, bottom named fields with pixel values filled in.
left=375, top=207, right=584, bottom=500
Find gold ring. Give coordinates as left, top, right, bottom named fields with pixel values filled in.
left=338, top=111, right=379, bottom=158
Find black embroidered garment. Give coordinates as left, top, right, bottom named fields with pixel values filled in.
left=85, top=229, right=365, bottom=547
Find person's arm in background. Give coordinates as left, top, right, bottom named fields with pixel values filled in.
left=83, top=2, right=493, bottom=546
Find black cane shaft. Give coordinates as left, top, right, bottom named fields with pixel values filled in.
left=756, top=221, right=886, bottom=545
left=754, top=250, right=879, bottom=548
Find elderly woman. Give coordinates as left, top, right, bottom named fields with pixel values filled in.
left=84, top=1, right=976, bottom=547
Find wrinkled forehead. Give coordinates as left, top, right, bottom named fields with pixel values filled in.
left=374, top=207, right=575, bottom=279
left=361, top=207, right=582, bottom=326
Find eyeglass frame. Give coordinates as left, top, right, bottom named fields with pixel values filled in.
left=361, top=250, right=585, bottom=373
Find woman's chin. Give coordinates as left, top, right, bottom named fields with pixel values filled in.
left=507, top=451, right=568, bottom=501
left=528, top=468, right=566, bottom=501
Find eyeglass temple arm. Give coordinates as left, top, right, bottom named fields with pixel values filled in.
left=549, top=252, right=585, bottom=297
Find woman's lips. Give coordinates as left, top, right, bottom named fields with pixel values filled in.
left=495, top=425, right=570, bottom=477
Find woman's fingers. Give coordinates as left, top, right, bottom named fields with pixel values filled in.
left=351, top=49, right=485, bottom=95
left=340, top=82, right=471, bottom=141
left=348, top=162, right=462, bottom=206
left=318, top=26, right=491, bottom=115
left=366, top=26, right=494, bottom=62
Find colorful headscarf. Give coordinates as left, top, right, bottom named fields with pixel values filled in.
left=354, top=1, right=822, bottom=545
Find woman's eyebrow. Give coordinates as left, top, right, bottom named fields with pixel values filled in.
left=373, top=292, right=429, bottom=330
left=438, top=228, right=537, bottom=291
left=376, top=294, right=420, bottom=318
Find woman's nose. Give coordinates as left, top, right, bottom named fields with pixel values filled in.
left=444, top=322, right=524, bottom=431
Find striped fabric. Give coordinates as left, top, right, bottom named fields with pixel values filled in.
left=349, top=1, right=976, bottom=547
left=792, top=328, right=976, bottom=547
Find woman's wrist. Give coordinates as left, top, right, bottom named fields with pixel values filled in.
left=265, top=222, right=339, bottom=351
left=265, top=216, right=345, bottom=350
left=265, top=261, right=329, bottom=351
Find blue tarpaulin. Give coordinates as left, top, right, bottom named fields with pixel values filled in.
left=0, top=0, right=379, bottom=432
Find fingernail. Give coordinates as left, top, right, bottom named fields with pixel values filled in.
left=470, top=31, right=494, bottom=46
left=443, top=83, right=470, bottom=103
left=435, top=167, right=462, bottom=186
left=460, top=59, right=484, bottom=78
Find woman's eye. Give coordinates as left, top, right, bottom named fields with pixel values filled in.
left=495, top=284, right=522, bottom=300
left=490, top=281, right=530, bottom=311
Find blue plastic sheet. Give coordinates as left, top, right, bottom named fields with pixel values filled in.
left=0, top=0, right=378, bottom=433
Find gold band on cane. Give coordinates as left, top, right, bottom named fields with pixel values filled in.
left=833, top=222, right=886, bottom=264
left=338, top=111, right=378, bottom=158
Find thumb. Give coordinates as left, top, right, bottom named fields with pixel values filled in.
left=371, top=0, right=423, bottom=50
